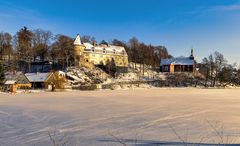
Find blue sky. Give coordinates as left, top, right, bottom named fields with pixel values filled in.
left=0, top=0, right=240, bottom=64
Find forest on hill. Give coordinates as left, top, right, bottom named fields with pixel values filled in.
left=0, top=27, right=170, bottom=72
left=1, top=26, right=240, bottom=87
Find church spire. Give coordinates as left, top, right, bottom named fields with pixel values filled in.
left=189, top=48, right=194, bottom=60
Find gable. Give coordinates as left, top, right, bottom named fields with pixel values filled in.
left=16, top=74, right=30, bottom=84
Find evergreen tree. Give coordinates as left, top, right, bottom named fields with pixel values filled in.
left=15, top=26, right=34, bottom=72
left=105, top=58, right=117, bottom=77
left=110, top=58, right=117, bottom=77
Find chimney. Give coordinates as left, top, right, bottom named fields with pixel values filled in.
left=93, top=40, right=97, bottom=47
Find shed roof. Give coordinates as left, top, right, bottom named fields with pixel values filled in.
left=25, top=73, right=52, bottom=82
left=4, top=72, right=23, bottom=80
left=4, top=80, right=16, bottom=85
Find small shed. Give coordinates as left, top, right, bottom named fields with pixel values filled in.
left=3, top=80, right=17, bottom=93
left=25, top=72, right=52, bottom=89
left=25, top=71, right=68, bottom=90
left=45, top=71, right=68, bottom=90
left=3, top=72, right=31, bottom=92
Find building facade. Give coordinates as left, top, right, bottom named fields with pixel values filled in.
left=160, top=49, right=196, bottom=73
left=25, top=71, right=67, bottom=90
left=73, top=35, right=128, bottom=72
left=3, top=72, right=31, bottom=92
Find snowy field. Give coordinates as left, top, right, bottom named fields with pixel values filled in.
left=1, top=89, right=240, bottom=146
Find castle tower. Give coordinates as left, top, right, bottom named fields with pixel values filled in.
left=73, top=34, right=85, bottom=67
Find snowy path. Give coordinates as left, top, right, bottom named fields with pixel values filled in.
left=1, top=89, right=240, bottom=145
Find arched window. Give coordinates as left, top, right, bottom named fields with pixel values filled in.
left=113, top=49, right=116, bottom=54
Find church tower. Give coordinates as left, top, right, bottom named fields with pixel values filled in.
left=73, top=34, right=85, bottom=67
left=189, top=48, right=194, bottom=60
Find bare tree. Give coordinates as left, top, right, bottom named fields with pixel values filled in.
left=213, top=51, right=227, bottom=87
left=201, top=57, right=210, bottom=87
left=201, top=51, right=227, bottom=87
left=129, top=37, right=139, bottom=69
left=32, top=29, right=53, bottom=61
left=50, top=35, right=74, bottom=69
left=0, top=33, right=12, bottom=70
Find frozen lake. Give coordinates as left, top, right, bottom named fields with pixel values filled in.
left=1, top=89, right=240, bottom=145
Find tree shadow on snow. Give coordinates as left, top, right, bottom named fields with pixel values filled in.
left=98, top=138, right=240, bottom=146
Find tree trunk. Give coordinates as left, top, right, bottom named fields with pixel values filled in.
left=28, top=58, right=31, bottom=73
left=205, top=75, right=208, bottom=87
left=213, top=77, right=216, bottom=87
left=143, top=63, right=145, bottom=77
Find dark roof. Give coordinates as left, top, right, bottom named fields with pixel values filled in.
left=161, top=57, right=195, bottom=66
left=4, top=72, right=24, bottom=80
left=4, top=72, right=30, bottom=84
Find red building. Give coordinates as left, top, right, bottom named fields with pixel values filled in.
left=160, top=49, right=196, bottom=73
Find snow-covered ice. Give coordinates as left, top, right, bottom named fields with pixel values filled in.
left=1, top=89, right=240, bottom=145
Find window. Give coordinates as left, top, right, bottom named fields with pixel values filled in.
left=113, top=49, right=116, bottom=54
left=91, top=47, right=95, bottom=52
left=103, top=48, right=106, bottom=53
left=164, top=66, right=169, bottom=71
left=122, top=50, right=125, bottom=55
